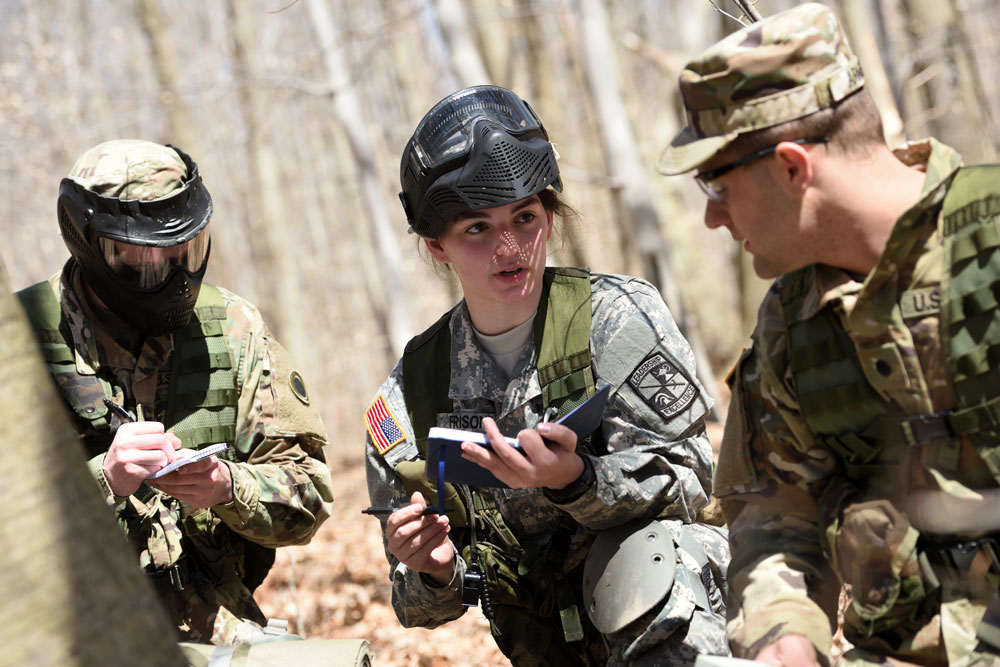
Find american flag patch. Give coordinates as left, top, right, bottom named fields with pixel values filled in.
left=366, top=394, right=405, bottom=455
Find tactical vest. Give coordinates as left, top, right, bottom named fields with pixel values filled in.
left=16, top=281, right=274, bottom=594
left=780, top=165, right=1000, bottom=488
left=401, top=267, right=604, bottom=664
left=17, top=280, right=239, bottom=451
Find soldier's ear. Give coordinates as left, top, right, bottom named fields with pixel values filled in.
left=773, top=141, right=814, bottom=196
left=425, top=238, right=450, bottom=264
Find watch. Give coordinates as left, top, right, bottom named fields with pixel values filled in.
left=544, top=455, right=596, bottom=504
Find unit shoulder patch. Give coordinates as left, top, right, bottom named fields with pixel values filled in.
left=366, top=394, right=406, bottom=456
left=289, top=370, right=310, bottom=405
left=627, top=352, right=698, bottom=421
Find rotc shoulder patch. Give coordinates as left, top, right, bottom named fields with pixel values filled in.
left=366, top=395, right=406, bottom=456
left=627, top=352, right=698, bottom=421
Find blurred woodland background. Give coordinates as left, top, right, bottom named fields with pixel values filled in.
left=2, top=0, right=1000, bottom=664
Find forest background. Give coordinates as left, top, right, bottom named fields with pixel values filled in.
left=2, top=0, right=999, bottom=664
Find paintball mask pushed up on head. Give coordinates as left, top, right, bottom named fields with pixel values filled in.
left=398, top=85, right=562, bottom=239
left=57, top=140, right=213, bottom=336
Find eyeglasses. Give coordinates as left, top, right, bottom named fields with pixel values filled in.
left=695, top=137, right=830, bottom=203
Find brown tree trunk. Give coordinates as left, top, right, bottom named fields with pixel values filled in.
left=135, top=0, right=199, bottom=153
left=226, top=0, right=308, bottom=356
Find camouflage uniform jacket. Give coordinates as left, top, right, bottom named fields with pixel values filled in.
left=366, top=271, right=730, bottom=661
left=717, top=139, right=1000, bottom=662
left=20, top=263, right=335, bottom=643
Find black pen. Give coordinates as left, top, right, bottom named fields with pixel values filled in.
left=361, top=506, right=443, bottom=516
left=103, top=398, right=134, bottom=423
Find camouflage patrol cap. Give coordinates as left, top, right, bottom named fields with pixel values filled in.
left=658, top=2, right=864, bottom=175
left=68, top=139, right=187, bottom=200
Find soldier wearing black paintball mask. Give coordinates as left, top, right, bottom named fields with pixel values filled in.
left=17, top=139, right=334, bottom=645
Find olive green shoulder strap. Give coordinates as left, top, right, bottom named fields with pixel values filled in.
left=16, top=281, right=75, bottom=364
left=15, top=281, right=112, bottom=428
left=165, top=284, right=239, bottom=450
left=533, top=267, right=596, bottom=418
left=402, top=306, right=456, bottom=456
left=404, top=269, right=599, bottom=443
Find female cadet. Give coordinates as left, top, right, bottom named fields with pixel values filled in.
left=364, top=85, right=729, bottom=666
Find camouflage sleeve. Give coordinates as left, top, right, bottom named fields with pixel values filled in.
left=550, top=275, right=716, bottom=529
left=714, top=298, right=841, bottom=658
left=363, top=363, right=468, bottom=628
left=210, top=289, right=334, bottom=547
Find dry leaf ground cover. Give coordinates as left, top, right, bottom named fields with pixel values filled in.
left=255, top=453, right=508, bottom=667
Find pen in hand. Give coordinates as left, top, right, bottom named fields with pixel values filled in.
left=103, top=398, right=134, bottom=424
left=362, top=506, right=442, bottom=516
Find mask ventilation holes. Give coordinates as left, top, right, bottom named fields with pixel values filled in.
left=473, top=140, right=536, bottom=184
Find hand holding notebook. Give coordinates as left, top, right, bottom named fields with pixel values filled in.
left=424, top=385, right=610, bottom=488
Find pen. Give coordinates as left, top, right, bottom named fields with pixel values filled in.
left=361, top=506, right=443, bottom=516
left=103, top=398, right=134, bottom=423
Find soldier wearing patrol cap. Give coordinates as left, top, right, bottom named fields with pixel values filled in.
left=16, top=139, right=334, bottom=644
left=661, top=3, right=1000, bottom=665
left=365, top=85, right=731, bottom=665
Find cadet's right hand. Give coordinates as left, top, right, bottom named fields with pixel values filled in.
left=754, top=634, right=820, bottom=667
left=385, top=491, right=455, bottom=586
left=103, top=421, right=182, bottom=497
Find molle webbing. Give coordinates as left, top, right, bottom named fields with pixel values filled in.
left=534, top=267, right=596, bottom=420
left=15, top=281, right=238, bottom=450
left=782, top=166, right=1000, bottom=486
left=942, top=165, right=1000, bottom=477
left=779, top=270, right=892, bottom=474
left=16, top=281, right=113, bottom=429
left=166, top=285, right=238, bottom=450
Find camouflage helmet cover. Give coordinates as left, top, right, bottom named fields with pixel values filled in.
left=658, top=2, right=865, bottom=175
left=68, top=139, right=188, bottom=202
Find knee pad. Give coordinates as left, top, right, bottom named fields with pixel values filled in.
left=582, top=518, right=676, bottom=634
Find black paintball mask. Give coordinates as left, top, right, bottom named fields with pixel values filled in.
left=56, top=145, right=213, bottom=336
left=398, top=85, right=562, bottom=239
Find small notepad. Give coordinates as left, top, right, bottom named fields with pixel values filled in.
left=424, top=384, right=611, bottom=488
left=148, top=443, right=228, bottom=479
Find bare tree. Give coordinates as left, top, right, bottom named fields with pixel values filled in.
left=881, top=0, right=998, bottom=162
left=226, top=0, right=308, bottom=354
left=307, top=0, right=414, bottom=357
left=134, top=0, right=199, bottom=153
left=840, top=0, right=905, bottom=146
left=578, top=0, right=719, bottom=414
left=436, top=0, right=492, bottom=85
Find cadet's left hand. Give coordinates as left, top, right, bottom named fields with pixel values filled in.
left=461, top=417, right=584, bottom=490
left=148, top=452, right=234, bottom=508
